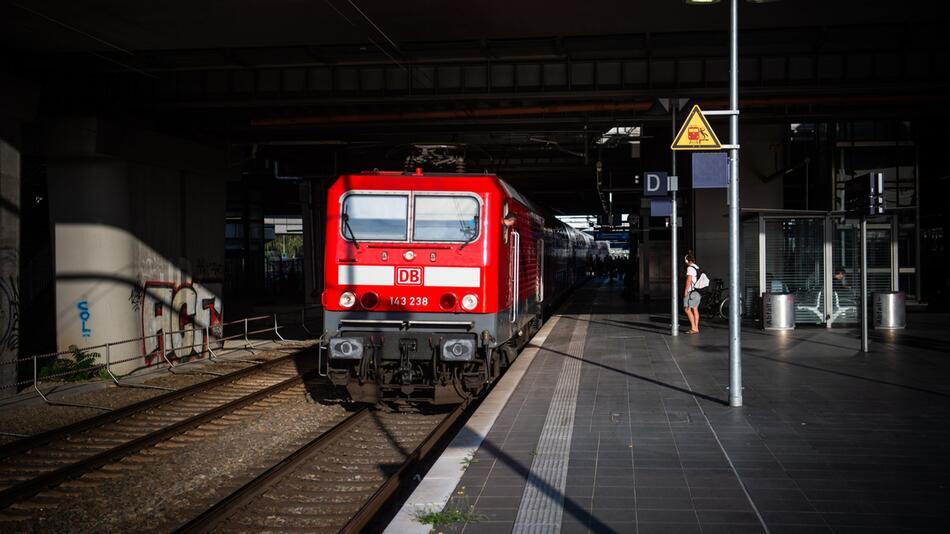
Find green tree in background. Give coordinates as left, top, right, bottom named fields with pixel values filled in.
left=265, top=234, right=304, bottom=259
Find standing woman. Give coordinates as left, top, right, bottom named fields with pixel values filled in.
left=683, top=251, right=701, bottom=334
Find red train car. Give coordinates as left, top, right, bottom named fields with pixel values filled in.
left=321, top=170, right=590, bottom=403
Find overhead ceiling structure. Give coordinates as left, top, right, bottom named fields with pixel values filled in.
left=1, top=0, right=948, bottom=213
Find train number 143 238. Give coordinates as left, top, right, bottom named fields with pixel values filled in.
left=389, top=296, right=429, bottom=306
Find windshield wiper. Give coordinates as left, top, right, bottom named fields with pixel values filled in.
left=458, top=214, right=479, bottom=250
left=341, top=212, right=360, bottom=248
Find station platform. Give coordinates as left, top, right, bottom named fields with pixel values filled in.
left=389, top=281, right=950, bottom=534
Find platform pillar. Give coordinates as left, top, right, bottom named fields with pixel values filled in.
left=0, top=119, right=20, bottom=395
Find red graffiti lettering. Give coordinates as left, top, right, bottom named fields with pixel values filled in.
left=141, top=281, right=222, bottom=365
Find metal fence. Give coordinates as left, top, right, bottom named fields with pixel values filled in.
left=0, top=305, right=323, bottom=413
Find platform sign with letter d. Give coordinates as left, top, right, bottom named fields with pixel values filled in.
left=643, top=171, right=668, bottom=197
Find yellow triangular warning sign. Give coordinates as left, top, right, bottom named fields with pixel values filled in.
left=671, top=105, right=722, bottom=150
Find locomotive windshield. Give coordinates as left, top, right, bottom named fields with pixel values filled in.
left=341, top=194, right=409, bottom=241
left=412, top=194, right=480, bottom=242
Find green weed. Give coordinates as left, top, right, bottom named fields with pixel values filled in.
left=413, top=505, right=483, bottom=526
left=460, top=455, right=479, bottom=469
left=39, top=346, right=101, bottom=381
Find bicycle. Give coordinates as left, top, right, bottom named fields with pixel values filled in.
left=696, top=278, right=743, bottom=321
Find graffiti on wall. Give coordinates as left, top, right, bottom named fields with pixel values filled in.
left=0, top=275, right=17, bottom=353
left=77, top=300, right=92, bottom=338
left=138, top=281, right=223, bottom=365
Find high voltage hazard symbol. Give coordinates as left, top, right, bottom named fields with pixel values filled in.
left=671, top=105, right=722, bottom=150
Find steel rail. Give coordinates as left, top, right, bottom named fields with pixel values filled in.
left=0, top=373, right=305, bottom=510
left=0, top=353, right=295, bottom=461
left=340, top=401, right=469, bottom=534
left=174, top=408, right=372, bottom=534
left=176, top=401, right=467, bottom=534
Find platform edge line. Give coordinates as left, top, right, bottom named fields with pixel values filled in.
left=383, top=315, right=564, bottom=534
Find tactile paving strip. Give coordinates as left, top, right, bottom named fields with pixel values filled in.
left=511, top=314, right=590, bottom=534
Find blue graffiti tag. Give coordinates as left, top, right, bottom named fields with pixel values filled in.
left=77, top=300, right=92, bottom=337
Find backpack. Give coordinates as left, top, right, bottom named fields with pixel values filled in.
left=691, top=263, right=710, bottom=292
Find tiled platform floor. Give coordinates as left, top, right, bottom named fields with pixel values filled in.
left=436, top=281, right=950, bottom=534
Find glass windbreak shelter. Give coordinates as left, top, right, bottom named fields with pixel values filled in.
left=743, top=211, right=900, bottom=326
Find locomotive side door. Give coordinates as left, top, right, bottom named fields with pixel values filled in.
left=537, top=238, right=544, bottom=304
left=510, top=230, right=520, bottom=324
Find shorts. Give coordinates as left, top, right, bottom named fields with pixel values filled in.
left=683, top=291, right=701, bottom=309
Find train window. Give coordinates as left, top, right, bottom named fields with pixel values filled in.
left=412, top=195, right=480, bottom=242
left=341, top=194, right=408, bottom=241
left=502, top=200, right=510, bottom=244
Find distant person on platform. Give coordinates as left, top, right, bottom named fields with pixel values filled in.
left=605, top=256, right=616, bottom=281
left=683, top=251, right=701, bottom=334
left=833, top=267, right=856, bottom=306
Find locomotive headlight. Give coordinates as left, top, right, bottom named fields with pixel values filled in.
left=329, top=337, right=363, bottom=359
left=461, top=293, right=479, bottom=311
left=403, top=250, right=416, bottom=261
left=339, top=291, right=356, bottom=308
left=441, top=338, right=475, bottom=361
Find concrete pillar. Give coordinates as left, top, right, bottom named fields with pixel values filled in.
left=301, top=179, right=325, bottom=305
left=44, top=117, right=227, bottom=375
left=0, top=120, right=20, bottom=395
left=48, top=160, right=140, bottom=369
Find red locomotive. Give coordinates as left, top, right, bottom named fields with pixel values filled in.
left=321, top=169, right=591, bottom=403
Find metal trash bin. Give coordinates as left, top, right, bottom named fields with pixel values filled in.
left=873, top=291, right=905, bottom=330
left=763, top=292, right=795, bottom=331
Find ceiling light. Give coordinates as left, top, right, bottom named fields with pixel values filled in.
left=686, top=0, right=781, bottom=3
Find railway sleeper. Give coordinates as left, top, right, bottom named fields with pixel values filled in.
left=292, top=472, right=386, bottom=485
left=74, top=469, right=125, bottom=481
left=250, top=500, right=363, bottom=516
left=7, top=494, right=61, bottom=511
left=227, top=511, right=354, bottom=529
left=259, top=487, right=369, bottom=504
left=63, top=435, right=130, bottom=445
left=314, top=456, right=407, bottom=467
left=0, top=457, right=80, bottom=469
left=0, top=467, right=47, bottom=478
left=5, top=451, right=86, bottom=463
left=219, top=527, right=341, bottom=534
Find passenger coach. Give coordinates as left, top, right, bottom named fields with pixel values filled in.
left=320, top=170, right=591, bottom=403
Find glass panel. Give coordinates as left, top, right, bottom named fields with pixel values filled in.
left=742, top=218, right=760, bottom=318
left=342, top=194, right=408, bottom=241
left=764, top=218, right=825, bottom=324
left=867, top=227, right=893, bottom=296
left=830, top=221, right=892, bottom=324
left=413, top=195, right=479, bottom=242
left=831, top=222, right=859, bottom=324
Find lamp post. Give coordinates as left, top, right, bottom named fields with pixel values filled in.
left=727, top=0, right=742, bottom=408
left=671, top=101, right=679, bottom=338
left=686, top=0, right=750, bottom=407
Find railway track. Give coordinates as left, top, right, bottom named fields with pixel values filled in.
left=176, top=401, right=468, bottom=534
left=0, top=352, right=310, bottom=510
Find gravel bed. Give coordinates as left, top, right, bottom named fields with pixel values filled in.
left=0, top=341, right=318, bottom=445
left=0, top=377, right=353, bottom=533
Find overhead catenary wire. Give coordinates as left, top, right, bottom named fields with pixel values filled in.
left=322, top=0, right=432, bottom=87
left=345, top=0, right=401, bottom=52
left=11, top=2, right=158, bottom=78
left=11, top=2, right=134, bottom=56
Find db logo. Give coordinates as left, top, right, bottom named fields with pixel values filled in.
left=396, top=267, right=423, bottom=286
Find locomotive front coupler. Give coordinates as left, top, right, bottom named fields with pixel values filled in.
left=396, top=337, right=418, bottom=383
left=358, top=335, right=382, bottom=383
